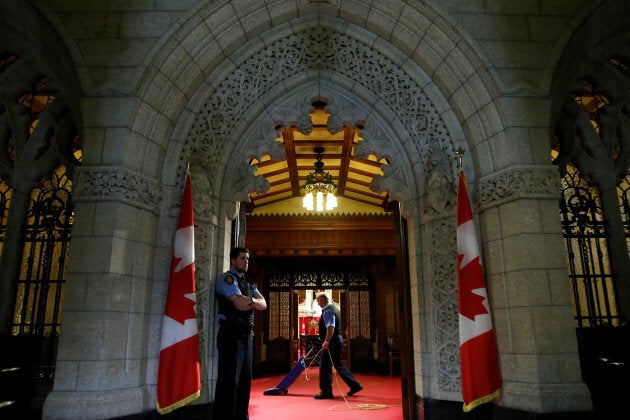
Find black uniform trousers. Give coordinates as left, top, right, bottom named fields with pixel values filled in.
left=213, top=324, right=253, bottom=420
left=318, top=334, right=360, bottom=394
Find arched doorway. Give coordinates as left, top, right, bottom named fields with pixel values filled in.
left=245, top=215, right=400, bottom=377
left=177, top=14, right=463, bottom=418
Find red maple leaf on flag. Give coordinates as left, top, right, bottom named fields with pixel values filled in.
left=164, top=263, right=197, bottom=324
left=457, top=254, right=488, bottom=321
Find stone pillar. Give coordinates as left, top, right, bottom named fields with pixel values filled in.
left=480, top=167, right=592, bottom=413
left=43, top=166, right=162, bottom=419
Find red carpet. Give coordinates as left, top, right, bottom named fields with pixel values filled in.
left=250, top=369, right=403, bottom=420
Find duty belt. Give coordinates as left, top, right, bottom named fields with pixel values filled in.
left=220, top=318, right=254, bottom=336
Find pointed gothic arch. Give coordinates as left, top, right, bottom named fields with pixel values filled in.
left=146, top=7, right=503, bottom=410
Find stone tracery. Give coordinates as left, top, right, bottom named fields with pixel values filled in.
left=183, top=26, right=456, bottom=205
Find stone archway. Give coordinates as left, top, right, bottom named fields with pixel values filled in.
left=162, top=12, right=489, bottom=412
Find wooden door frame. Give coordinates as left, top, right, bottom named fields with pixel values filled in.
left=394, top=203, right=415, bottom=419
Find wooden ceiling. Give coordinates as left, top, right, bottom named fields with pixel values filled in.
left=248, top=100, right=391, bottom=215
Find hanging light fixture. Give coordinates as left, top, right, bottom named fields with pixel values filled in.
left=302, top=146, right=337, bottom=212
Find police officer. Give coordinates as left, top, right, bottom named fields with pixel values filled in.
left=214, top=247, right=267, bottom=419
left=314, top=292, right=362, bottom=399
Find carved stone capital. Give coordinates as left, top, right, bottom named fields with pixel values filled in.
left=476, top=166, right=561, bottom=210
left=73, top=166, right=162, bottom=213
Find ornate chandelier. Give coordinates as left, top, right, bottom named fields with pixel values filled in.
left=302, top=146, right=338, bottom=212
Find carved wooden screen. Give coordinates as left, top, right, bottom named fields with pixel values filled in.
left=265, top=268, right=372, bottom=339
left=267, top=290, right=291, bottom=340
left=348, top=290, right=371, bottom=339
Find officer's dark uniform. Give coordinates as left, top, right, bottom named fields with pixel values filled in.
left=214, top=269, right=257, bottom=420
left=318, top=303, right=361, bottom=396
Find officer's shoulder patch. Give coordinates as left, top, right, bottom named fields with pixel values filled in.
left=224, top=275, right=234, bottom=285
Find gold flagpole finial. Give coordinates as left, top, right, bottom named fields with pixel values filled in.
left=184, top=154, right=191, bottom=174
left=455, top=147, right=465, bottom=170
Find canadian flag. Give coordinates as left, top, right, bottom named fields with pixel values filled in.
left=457, top=169, right=501, bottom=412
left=157, top=174, right=201, bottom=414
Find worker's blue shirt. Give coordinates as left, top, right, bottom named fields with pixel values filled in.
left=321, top=304, right=336, bottom=328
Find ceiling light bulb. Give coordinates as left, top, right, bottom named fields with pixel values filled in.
left=303, top=192, right=314, bottom=210
left=302, top=147, right=337, bottom=212
left=326, top=193, right=337, bottom=210
left=316, top=191, right=324, bottom=211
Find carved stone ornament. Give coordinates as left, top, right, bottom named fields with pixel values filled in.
left=426, top=148, right=456, bottom=214
left=427, top=217, right=460, bottom=392
left=73, top=166, right=162, bottom=213
left=475, top=166, right=561, bottom=210
left=227, top=158, right=270, bottom=204
left=183, top=26, right=455, bottom=210
left=270, top=93, right=315, bottom=135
